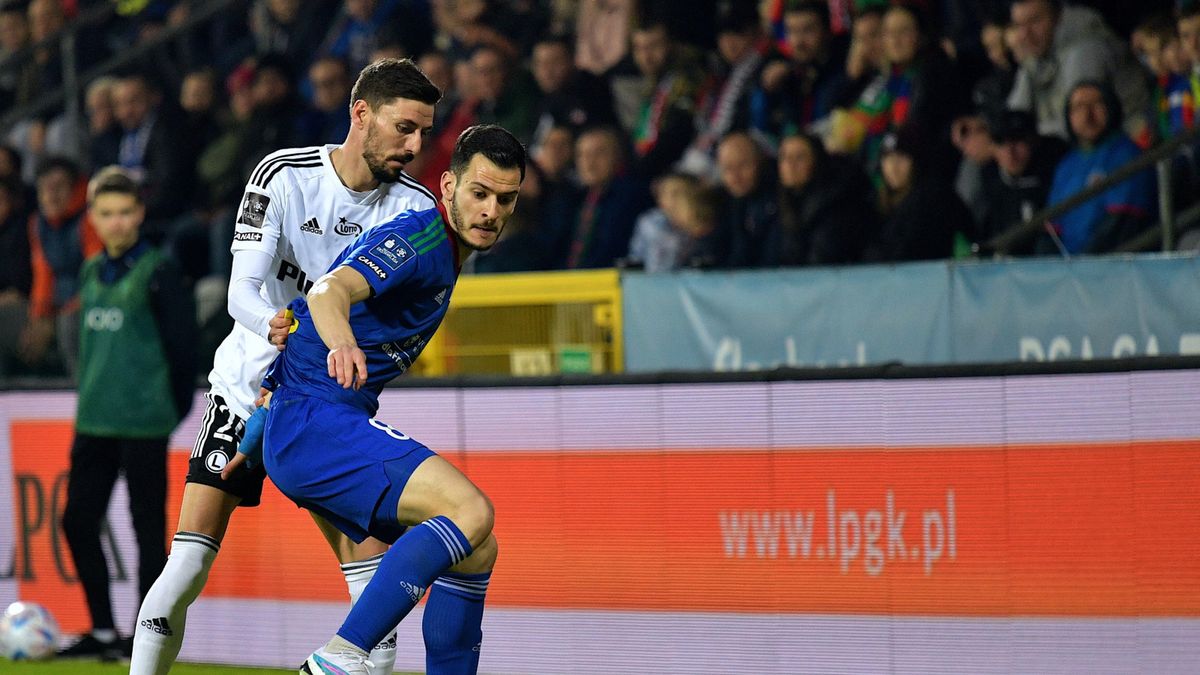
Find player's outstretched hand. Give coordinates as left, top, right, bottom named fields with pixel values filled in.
left=221, top=403, right=269, bottom=480
left=267, top=308, right=294, bottom=351
left=221, top=450, right=248, bottom=480
left=327, top=344, right=368, bottom=390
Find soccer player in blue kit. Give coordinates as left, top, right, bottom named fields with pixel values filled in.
left=238, top=125, right=523, bottom=675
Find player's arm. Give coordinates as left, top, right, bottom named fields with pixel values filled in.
left=307, top=266, right=373, bottom=389
left=228, top=250, right=294, bottom=350
left=227, top=157, right=297, bottom=347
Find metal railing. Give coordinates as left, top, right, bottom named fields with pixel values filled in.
left=981, top=125, right=1200, bottom=257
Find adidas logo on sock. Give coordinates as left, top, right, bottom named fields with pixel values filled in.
left=300, top=217, right=323, bottom=234
left=140, top=616, right=174, bottom=636
left=373, top=634, right=397, bottom=651
left=398, top=581, right=426, bottom=603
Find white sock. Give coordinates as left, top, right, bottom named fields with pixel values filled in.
left=341, top=554, right=397, bottom=674
left=92, top=628, right=117, bottom=643
left=129, top=532, right=219, bottom=675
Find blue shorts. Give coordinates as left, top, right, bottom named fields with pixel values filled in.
left=262, top=387, right=435, bottom=544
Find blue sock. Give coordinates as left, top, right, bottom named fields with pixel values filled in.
left=423, top=571, right=490, bottom=674
left=337, top=516, right=472, bottom=652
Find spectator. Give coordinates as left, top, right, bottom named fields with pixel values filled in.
left=554, top=126, right=651, bottom=269
left=0, top=178, right=31, bottom=375
left=195, top=61, right=259, bottom=215
left=627, top=20, right=701, bottom=181
left=179, top=69, right=222, bottom=168
left=627, top=172, right=719, bottom=272
left=952, top=111, right=996, bottom=224
left=575, top=0, right=634, bottom=76
left=1136, top=12, right=1193, bottom=142
left=676, top=4, right=766, bottom=179
left=842, top=5, right=887, bottom=105
left=1180, top=5, right=1200, bottom=99
left=529, top=34, right=617, bottom=146
left=322, top=0, right=431, bottom=72
left=413, top=45, right=536, bottom=186
left=1007, top=0, right=1149, bottom=143
left=1041, top=80, right=1156, bottom=255
left=294, top=56, right=353, bottom=145
left=973, top=11, right=1017, bottom=123
left=416, top=50, right=458, bottom=132
left=20, top=0, right=66, bottom=107
left=713, top=131, right=780, bottom=269
left=775, top=131, right=873, bottom=265
left=0, top=4, right=30, bottom=111
left=243, top=56, right=303, bottom=175
left=85, top=77, right=122, bottom=174
left=975, top=109, right=1066, bottom=253
left=107, top=73, right=192, bottom=232
left=249, top=0, right=336, bottom=65
left=524, top=123, right=576, bottom=210
left=24, top=157, right=102, bottom=375
left=865, top=129, right=974, bottom=262
left=470, top=44, right=537, bottom=143
left=57, top=166, right=195, bottom=662
left=833, top=3, right=964, bottom=178
left=749, top=0, right=850, bottom=149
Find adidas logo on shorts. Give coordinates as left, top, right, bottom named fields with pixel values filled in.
left=399, top=581, right=426, bottom=603
left=300, top=217, right=323, bottom=235
left=141, top=616, right=174, bottom=636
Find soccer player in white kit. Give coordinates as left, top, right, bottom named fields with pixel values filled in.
left=130, top=58, right=439, bottom=675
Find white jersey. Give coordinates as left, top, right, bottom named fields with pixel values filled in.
left=207, top=145, right=437, bottom=419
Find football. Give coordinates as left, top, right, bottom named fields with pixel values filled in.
left=0, top=601, right=60, bottom=661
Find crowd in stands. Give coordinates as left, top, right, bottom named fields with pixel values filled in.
left=0, top=0, right=1194, bottom=377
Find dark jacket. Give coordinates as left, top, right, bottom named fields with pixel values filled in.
left=866, top=180, right=974, bottom=263
left=718, top=180, right=782, bottom=269
left=776, top=154, right=874, bottom=266
left=554, top=172, right=653, bottom=270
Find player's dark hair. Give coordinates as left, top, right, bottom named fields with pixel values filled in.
left=350, top=57, right=441, bottom=113
left=88, top=165, right=141, bottom=203
left=1181, top=3, right=1200, bottom=22
left=450, top=124, right=526, bottom=181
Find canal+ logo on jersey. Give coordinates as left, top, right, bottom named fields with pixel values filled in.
left=370, top=236, right=416, bottom=270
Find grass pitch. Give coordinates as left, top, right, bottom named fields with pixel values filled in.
left=1, top=663, right=288, bottom=674
left=1, top=661, right=422, bottom=674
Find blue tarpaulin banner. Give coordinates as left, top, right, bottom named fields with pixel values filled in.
left=622, top=255, right=1200, bottom=371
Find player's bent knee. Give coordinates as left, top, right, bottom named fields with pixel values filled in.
left=449, top=491, right=495, bottom=550
left=451, top=533, right=497, bottom=574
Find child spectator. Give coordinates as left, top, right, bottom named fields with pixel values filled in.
left=57, top=166, right=195, bottom=661
left=627, top=172, right=718, bottom=272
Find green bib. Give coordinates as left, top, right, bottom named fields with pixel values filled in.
left=76, top=248, right=179, bottom=437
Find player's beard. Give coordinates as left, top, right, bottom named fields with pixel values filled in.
left=362, top=124, right=414, bottom=184
left=450, top=195, right=500, bottom=252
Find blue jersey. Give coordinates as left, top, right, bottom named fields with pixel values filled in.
left=265, top=205, right=459, bottom=415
